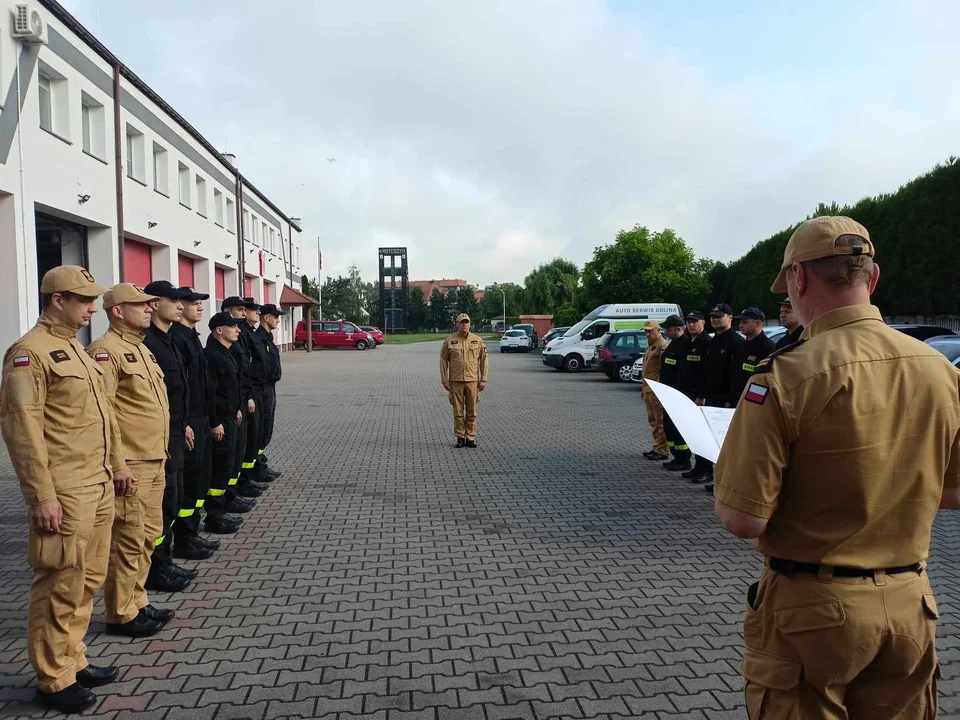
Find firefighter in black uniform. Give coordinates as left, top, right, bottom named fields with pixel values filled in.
left=220, top=297, right=257, bottom=513
left=169, top=287, right=220, bottom=556
left=254, top=304, right=285, bottom=482
left=142, top=281, right=196, bottom=591
left=775, top=297, right=804, bottom=349
left=658, top=315, right=692, bottom=472
left=695, top=302, right=744, bottom=491
left=729, top=307, right=775, bottom=405
left=678, top=311, right=710, bottom=480
left=204, top=312, right=246, bottom=534
left=238, top=297, right=270, bottom=495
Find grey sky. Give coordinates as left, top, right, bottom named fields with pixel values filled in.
left=63, top=0, right=960, bottom=287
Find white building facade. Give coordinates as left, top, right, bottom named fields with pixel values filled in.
left=0, top=0, right=305, bottom=351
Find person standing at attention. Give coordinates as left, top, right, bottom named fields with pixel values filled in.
left=640, top=320, right=669, bottom=462
left=440, top=313, right=488, bottom=448
left=714, top=216, right=960, bottom=718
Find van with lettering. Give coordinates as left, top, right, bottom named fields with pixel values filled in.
left=541, top=303, right=682, bottom=372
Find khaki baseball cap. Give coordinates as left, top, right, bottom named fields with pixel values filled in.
left=771, top=216, right=874, bottom=293
left=642, top=320, right=661, bottom=331
left=102, top=283, right=159, bottom=310
left=40, top=265, right=108, bottom=296
left=456, top=313, right=471, bottom=323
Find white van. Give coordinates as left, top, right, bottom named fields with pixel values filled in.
left=541, top=303, right=682, bottom=372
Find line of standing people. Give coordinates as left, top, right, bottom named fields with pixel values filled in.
left=0, top=266, right=286, bottom=715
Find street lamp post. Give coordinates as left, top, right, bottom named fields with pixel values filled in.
left=497, top=286, right=506, bottom=333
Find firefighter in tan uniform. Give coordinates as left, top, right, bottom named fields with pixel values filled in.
left=713, top=216, right=960, bottom=719
left=640, top=319, right=669, bottom=461
left=440, top=313, right=489, bottom=448
left=87, top=284, right=177, bottom=639
left=0, top=267, right=122, bottom=714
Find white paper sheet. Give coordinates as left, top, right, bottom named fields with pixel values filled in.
left=644, top=380, right=735, bottom=463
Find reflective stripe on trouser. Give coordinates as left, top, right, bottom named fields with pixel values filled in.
left=448, top=381, right=479, bottom=440
left=241, top=392, right=263, bottom=476
left=642, top=389, right=668, bottom=456
left=259, top=383, right=277, bottom=453
left=104, top=458, right=165, bottom=625
left=743, top=566, right=939, bottom=718
left=155, top=430, right=185, bottom=565
left=177, top=418, right=212, bottom=540
left=211, top=412, right=240, bottom=513
left=663, top=412, right=690, bottom=460
left=27, top=481, right=112, bottom=693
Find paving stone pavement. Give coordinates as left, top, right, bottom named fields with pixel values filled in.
left=1, top=339, right=960, bottom=719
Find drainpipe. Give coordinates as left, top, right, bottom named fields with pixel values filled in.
left=234, top=171, right=244, bottom=293
left=113, top=62, right=125, bottom=281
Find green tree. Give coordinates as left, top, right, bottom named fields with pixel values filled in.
left=320, top=275, right=353, bottom=320
left=552, top=302, right=581, bottom=326
left=408, top=286, right=428, bottom=332
left=452, top=286, right=479, bottom=323
left=479, top=283, right=524, bottom=328
left=428, top=288, right=451, bottom=332
left=300, top=274, right=320, bottom=302
left=579, top=226, right=710, bottom=314
left=366, top=281, right=381, bottom=326
left=522, top=258, right=579, bottom=314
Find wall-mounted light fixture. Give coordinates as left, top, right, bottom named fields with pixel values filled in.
left=225, top=253, right=232, bottom=259
left=78, top=194, right=90, bottom=204
left=148, top=221, right=158, bottom=229
left=193, top=240, right=202, bottom=247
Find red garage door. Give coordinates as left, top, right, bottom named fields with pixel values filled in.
left=244, top=275, right=253, bottom=298
left=178, top=255, right=195, bottom=288
left=215, top=268, right=226, bottom=301
left=123, top=239, right=152, bottom=286
left=263, top=281, right=273, bottom=304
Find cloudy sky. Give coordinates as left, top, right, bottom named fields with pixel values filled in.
left=63, top=0, right=960, bottom=288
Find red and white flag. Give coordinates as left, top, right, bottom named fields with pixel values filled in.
left=745, top=383, right=768, bottom=405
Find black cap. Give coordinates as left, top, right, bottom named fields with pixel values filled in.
left=734, top=307, right=766, bottom=321
left=178, top=286, right=210, bottom=302
left=709, top=303, right=733, bottom=317
left=662, top=315, right=684, bottom=329
left=777, top=297, right=793, bottom=307
left=208, top=311, right=245, bottom=331
left=259, top=303, right=286, bottom=317
left=221, top=296, right=246, bottom=310
left=144, top=280, right=191, bottom=300
left=685, top=310, right=704, bottom=321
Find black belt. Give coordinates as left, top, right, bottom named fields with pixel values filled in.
left=769, top=558, right=923, bottom=578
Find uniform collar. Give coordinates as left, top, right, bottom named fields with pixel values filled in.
left=801, top=305, right=882, bottom=340
left=108, top=325, right=145, bottom=345
left=146, top=323, right=172, bottom=343
left=37, top=312, right=80, bottom=339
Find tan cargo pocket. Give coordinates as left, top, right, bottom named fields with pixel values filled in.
left=448, top=391, right=455, bottom=406
left=743, top=648, right=802, bottom=720
left=28, top=517, right=80, bottom=570
left=922, top=594, right=939, bottom=619
left=775, top=601, right=846, bottom=633
left=115, top=487, right=141, bottom=526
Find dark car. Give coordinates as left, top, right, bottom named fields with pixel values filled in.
left=888, top=324, right=958, bottom=341
left=541, top=327, right=569, bottom=348
left=594, top=330, right=649, bottom=382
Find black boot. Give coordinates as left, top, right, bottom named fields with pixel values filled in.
left=76, top=665, right=119, bottom=688
left=142, top=604, right=175, bottom=625
left=465, top=439, right=478, bottom=448
left=205, top=512, right=243, bottom=534
left=663, top=457, right=691, bottom=471
left=455, top=437, right=466, bottom=448
left=35, top=684, right=97, bottom=713
left=173, top=535, right=215, bottom=560
left=225, top=495, right=256, bottom=513
left=145, top=564, right=191, bottom=593
left=236, top=478, right=266, bottom=498
left=168, top=563, right=199, bottom=580
left=195, top=535, right=221, bottom=550
left=106, top=609, right=164, bottom=637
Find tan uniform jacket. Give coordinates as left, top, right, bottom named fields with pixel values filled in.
left=642, top=336, right=669, bottom=382
left=440, top=332, right=489, bottom=384
left=87, top=327, right=170, bottom=464
left=0, top=314, right=119, bottom=506
left=714, top=305, right=960, bottom=568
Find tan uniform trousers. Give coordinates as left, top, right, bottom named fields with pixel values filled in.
left=449, top=381, right=480, bottom=440
left=642, top=389, right=668, bottom=456
left=743, top=565, right=939, bottom=719
left=104, top=459, right=165, bottom=624
left=27, top=480, right=113, bottom=693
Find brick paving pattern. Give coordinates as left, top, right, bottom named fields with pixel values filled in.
left=1, top=340, right=959, bottom=719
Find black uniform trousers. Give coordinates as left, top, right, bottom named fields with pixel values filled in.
left=258, top=383, right=277, bottom=462
left=663, top=412, right=690, bottom=460
left=232, top=406, right=250, bottom=493
left=692, top=398, right=725, bottom=474
left=241, top=390, right=263, bottom=480
left=175, top=417, right=211, bottom=540
left=155, top=427, right=185, bottom=566
left=208, top=417, right=238, bottom=513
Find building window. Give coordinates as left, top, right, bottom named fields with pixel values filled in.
left=262, top=222, right=269, bottom=252
left=38, top=72, right=52, bottom=131
left=152, top=142, right=168, bottom=195
left=269, top=228, right=276, bottom=254
left=37, top=65, right=69, bottom=140
left=178, top=162, right=191, bottom=208
left=80, top=92, right=105, bottom=160
left=125, top=124, right=145, bottom=183
left=226, top=198, right=235, bottom=233
left=196, top=175, right=207, bottom=217
left=214, top=189, right=224, bottom=226
left=243, top=210, right=250, bottom=241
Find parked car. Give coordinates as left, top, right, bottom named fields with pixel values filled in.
left=294, top=320, right=377, bottom=350
left=541, top=327, right=569, bottom=348
left=593, top=330, right=649, bottom=382
left=630, top=357, right=644, bottom=384
left=888, top=324, right=958, bottom=341
left=359, top=326, right=385, bottom=345
left=510, top=323, right=539, bottom=350
left=763, top=325, right=787, bottom=345
left=926, top=335, right=960, bottom=368
left=500, top=329, right=532, bottom=353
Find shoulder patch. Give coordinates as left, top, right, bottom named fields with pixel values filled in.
left=49, top=350, right=69, bottom=363
left=450, top=340, right=459, bottom=345
left=95, top=352, right=111, bottom=362
left=751, top=339, right=806, bottom=375
left=744, top=383, right=768, bottom=405
left=124, top=353, right=137, bottom=363
left=13, top=355, right=30, bottom=368
left=149, top=353, right=158, bottom=363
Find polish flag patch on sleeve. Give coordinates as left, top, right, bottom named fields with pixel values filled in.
left=745, top=382, right=768, bottom=405
left=13, top=356, right=30, bottom=368
left=95, top=352, right=110, bottom=362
